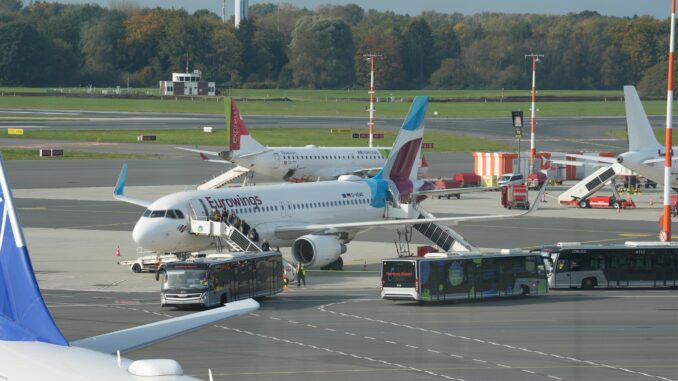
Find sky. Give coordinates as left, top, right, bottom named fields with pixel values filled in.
left=48, top=0, right=671, bottom=19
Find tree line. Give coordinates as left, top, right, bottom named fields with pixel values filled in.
left=0, top=1, right=674, bottom=94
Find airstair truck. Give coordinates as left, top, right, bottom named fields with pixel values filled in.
left=558, top=163, right=634, bottom=208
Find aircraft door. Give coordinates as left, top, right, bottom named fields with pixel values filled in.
left=279, top=201, right=292, bottom=218
left=273, top=153, right=281, bottom=169
left=189, top=199, right=209, bottom=220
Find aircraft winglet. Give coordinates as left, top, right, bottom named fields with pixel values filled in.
left=113, top=163, right=152, bottom=208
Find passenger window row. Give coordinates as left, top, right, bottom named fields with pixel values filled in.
left=282, top=155, right=380, bottom=160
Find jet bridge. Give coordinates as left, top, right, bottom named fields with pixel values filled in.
left=557, top=163, right=629, bottom=206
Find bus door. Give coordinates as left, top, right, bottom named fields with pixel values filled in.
left=553, top=252, right=572, bottom=288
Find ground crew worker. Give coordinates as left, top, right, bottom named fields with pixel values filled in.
left=210, top=208, right=220, bottom=222
left=249, top=228, right=259, bottom=242
left=221, top=209, right=229, bottom=223
left=242, top=220, right=250, bottom=236
left=261, top=240, right=270, bottom=251
left=296, top=262, right=306, bottom=287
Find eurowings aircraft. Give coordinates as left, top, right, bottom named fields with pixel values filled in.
left=178, top=99, right=429, bottom=182
left=0, top=154, right=259, bottom=380
left=117, top=97, right=542, bottom=269
left=561, top=86, right=678, bottom=189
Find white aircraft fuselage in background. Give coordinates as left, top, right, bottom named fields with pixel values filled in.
left=179, top=99, right=428, bottom=182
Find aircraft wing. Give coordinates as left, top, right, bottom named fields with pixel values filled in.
left=413, top=186, right=496, bottom=198
left=273, top=183, right=545, bottom=239
left=72, top=299, right=259, bottom=354
left=113, top=163, right=152, bottom=208
left=566, top=154, right=617, bottom=164
left=351, top=167, right=382, bottom=177
left=176, top=147, right=232, bottom=164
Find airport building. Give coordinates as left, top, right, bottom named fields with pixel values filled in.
left=235, top=0, right=248, bottom=27
left=159, top=70, right=216, bottom=96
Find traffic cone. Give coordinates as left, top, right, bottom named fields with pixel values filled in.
left=363, top=260, right=367, bottom=271
left=115, top=246, right=121, bottom=257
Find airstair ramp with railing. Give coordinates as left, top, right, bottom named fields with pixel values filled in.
left=413, top=205, right=476, bottom=253
left=197, top=166, right=251, bottom=190
left=557, top=162, right=627, bottom=204
left=189, top=218, right=262, bottom=253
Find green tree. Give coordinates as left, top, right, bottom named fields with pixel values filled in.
left=0, top=21, right=52, bottom=85
left=80, top=12, right=126, bottom=84
left=401, top=18, right=435, bottom=88
left=289, top=16, right=354, bottom=88
left=354, top=32, right=404, bottom=89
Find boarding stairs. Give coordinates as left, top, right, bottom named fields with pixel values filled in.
left=557, top=162, right=630, bottom=205
left=411, top=205, right=476, bottom=253
left=189, top=218, right=262, bottom=253
left=197, top=166, right=252, bottom=190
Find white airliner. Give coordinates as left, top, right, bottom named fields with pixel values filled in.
left=117, top=97, right=541, bottom=269
left=564, top=86, right=678, bottom=188
left=178, top=99, right=428, bottom=182
left=0, top=154, right=259, bottom=380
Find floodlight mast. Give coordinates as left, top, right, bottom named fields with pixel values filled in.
left=364, top=53, right=381, bottom=148
left=525, top=53, right=544, bottom=173
left=662, top=0, right=676, bottom=241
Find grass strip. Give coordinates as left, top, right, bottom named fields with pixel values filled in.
left=0, top=147, right=152, bottom=160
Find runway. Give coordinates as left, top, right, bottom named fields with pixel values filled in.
left=4, top=109, right=678, bottom=381
left=0, top=107, right=648, bottom=152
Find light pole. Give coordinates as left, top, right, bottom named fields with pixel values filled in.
left=363, top=53, right=381, bottom=148
left=525, top=53, right=544, bottom=173
left=512, top=111, right=524, bottom=175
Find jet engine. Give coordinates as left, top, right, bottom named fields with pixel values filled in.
left=292, top=235, right=347, bottom=269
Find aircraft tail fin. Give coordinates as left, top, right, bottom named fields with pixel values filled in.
left=227, top=98, right=265, bottom=153
left=0, top=154, right=68, bottom=346
left=624, top=86, right=661, bottom=152
left=374, top=96, right=429, bottom=198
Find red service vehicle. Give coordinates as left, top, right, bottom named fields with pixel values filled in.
left=453, top=172, right=481, bottom=187
left=562, top=196, right=635, bottom=209
left=434, top=179, right=463, bottom=199
left=501, top=184, right=530, bottom=210
left=417, top=245, right=438, bottom=257
left=526, top=172, right=547, bottom=190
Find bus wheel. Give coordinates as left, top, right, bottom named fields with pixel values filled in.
left=131, top=263, right=142, bottom=273
left=520, top=285, right=530, bottom=296
left=581, top=278, right=596, bottom=289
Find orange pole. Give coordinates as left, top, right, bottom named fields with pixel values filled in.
left=662, top=0, right=676, bottom=241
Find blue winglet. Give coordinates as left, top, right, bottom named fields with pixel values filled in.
left=0, top=154, right=68, bottom=346
left=114, top=163, right=128, bottom=196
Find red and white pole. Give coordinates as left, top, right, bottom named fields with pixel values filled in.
left=368, top=55, right=375, bottom=148
left=662, top=0, right=676, bottom=241
left=525, top=54, right=543, bottom=173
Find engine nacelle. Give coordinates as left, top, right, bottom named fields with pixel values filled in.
left=292, top=235, right=347, bottom=268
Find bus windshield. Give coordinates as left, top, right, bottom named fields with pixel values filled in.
left=163, top=269, right=209, bottom=291
left=383, top=261, right=416, bottom=288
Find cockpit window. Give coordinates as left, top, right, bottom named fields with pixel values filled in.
left=143, top=209, right=152, bottom=217
left=174, top=210, right=185, bottom=219
left=166, top=210, right=177, bottom=219
left=150, top=210, right=166, bottom=218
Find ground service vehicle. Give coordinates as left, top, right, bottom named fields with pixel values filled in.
left=526, top=172, right=547, bottom=190
left=498, top=173, right=524, bottom=187
left=501, top=184, right=530, bottom=209
left=161, top=251, right=284, bottom=308
left=381, top=251, right=548, bottom=303
left=543, top=242, right=678, bottom=289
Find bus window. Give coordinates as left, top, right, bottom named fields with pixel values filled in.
left=556, top=258, right=569, bottom=272
left=382, top=261, right=416, bottom=288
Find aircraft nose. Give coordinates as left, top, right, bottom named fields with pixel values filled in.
left=132, top=219, right=155, bottom=249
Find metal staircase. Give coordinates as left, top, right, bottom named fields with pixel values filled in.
left=412, top=205, right=476, bottom=253
left=189, top=219, right=262, bottom=253
left=557, top=162, right=630, bottom=205
left=197, top=166, right=252, bottom=190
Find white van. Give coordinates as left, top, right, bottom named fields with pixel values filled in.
left=498, top=173, right=524, bottom=187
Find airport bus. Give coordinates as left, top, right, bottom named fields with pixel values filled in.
left=381, top=251, right=548, bottom=303
left=161, top=251, right=284, bottom=308
left=541, top=242, right=678, bottom=289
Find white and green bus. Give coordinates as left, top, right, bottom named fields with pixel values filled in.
left=542, top=242, right=678, bottom=289
left=381, top=251, right=548, bottom=303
